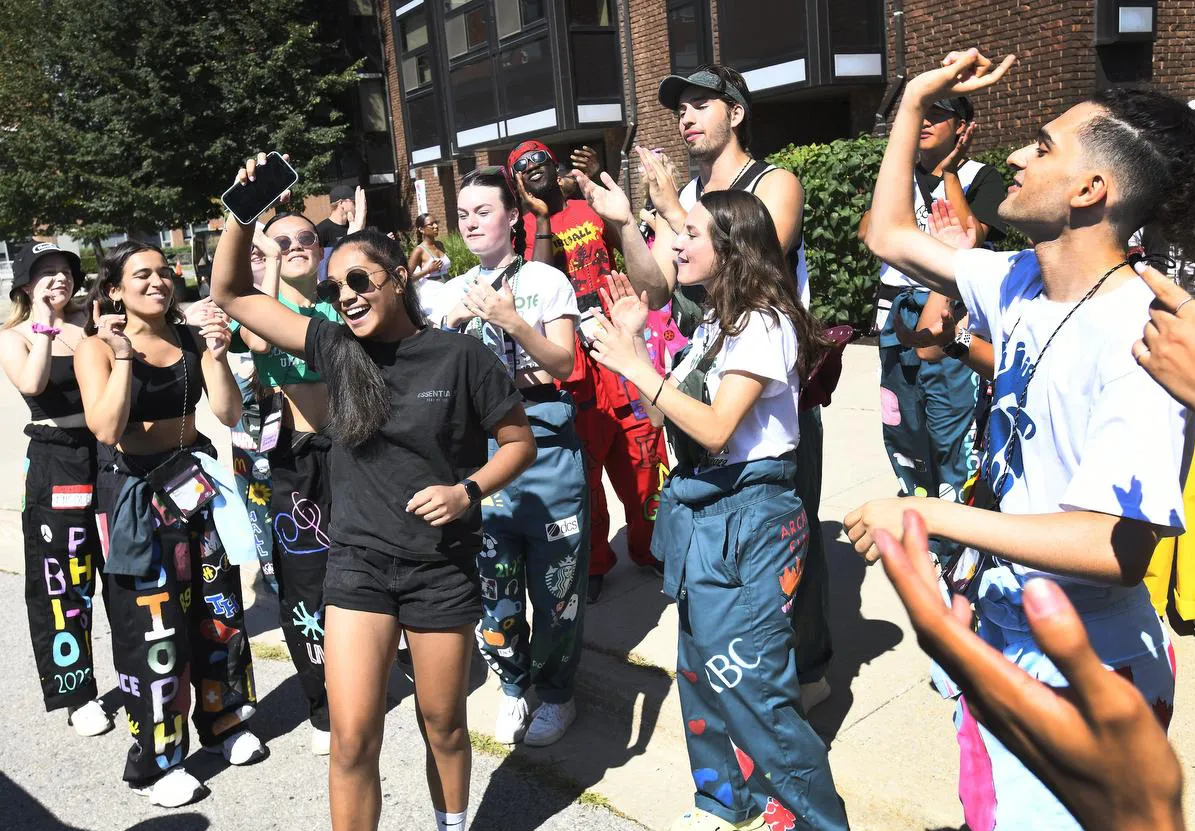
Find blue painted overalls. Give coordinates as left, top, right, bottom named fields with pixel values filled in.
left=476, top=387, right=590, bottom=703
left=653, top=348, right=849, bottom=831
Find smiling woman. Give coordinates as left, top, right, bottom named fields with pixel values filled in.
left=71, top=239, right=262, bottom=808
left=209, top=151, right=537, bottom=831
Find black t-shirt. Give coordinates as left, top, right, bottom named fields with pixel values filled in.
left=913, top=163, right=1008, bottom=242
left=304, top=320, right=522, bottom=561
left=316, top=217, right=350, bottom=248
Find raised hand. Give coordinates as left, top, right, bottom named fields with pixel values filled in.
left=907, top=48, right=1017, bottom=105
left=941, top=120, right=977, bottom=174
left=516, top=170, right=551, bottom=218
left=91, top=299, right=132, bottom=359
left=635, top=146, right=682, bottom=218
left=574, top=170, right=633, bottom=227
left=570, top=145, right=601, bottom=179
left=927, top=200, right=978, bottom=250
left=230, top=152, right=292, bottom=221
left=348, top=186, right=368, bottom=234
left=199, top=317, right=232, bottom=360
left=599, top=270, right=649, bottom=335
left=874, top=510, right=1186, bottom=831
left=588, top=311, right=643, bottom=377
left=1133, top=261, right=1195, bottom=410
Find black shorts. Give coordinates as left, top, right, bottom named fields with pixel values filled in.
left=323, top=545, right=482, bottom=630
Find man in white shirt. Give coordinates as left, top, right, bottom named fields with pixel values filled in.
left=846, top=48, right=1193, bottom=830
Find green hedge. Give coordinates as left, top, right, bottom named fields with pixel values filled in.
left=768, top=137, right=1028, bottom=327
left=769, top=136, right=887, bottom=327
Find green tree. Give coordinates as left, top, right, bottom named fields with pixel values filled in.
left=0, top=0, right=359, bottom=253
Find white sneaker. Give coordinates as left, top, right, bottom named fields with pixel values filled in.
left=67, top=700, right=113, bottom=737
left=800, top=677, right=832, bottom=712
left=202, top=729, right=268, bottom=765
left=133, top=767, right=204, bottom=808
left=523, top=699, right=576, bottom=747
left=494, top=693, right=530, bottom=744
left=310, top=727, right=331, bottom=756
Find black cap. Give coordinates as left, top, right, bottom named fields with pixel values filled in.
left=329, top=184, right=355, bottom=203
left=11, top=242, right=83, bottom=291
left=658, top=68, right=750, bottom=112
left=931, top=96, right=974, bottom=122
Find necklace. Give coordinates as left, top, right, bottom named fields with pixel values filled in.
left=983, top=258, right=1131, bottom=503
left=698, top=157, right=753, bottom=198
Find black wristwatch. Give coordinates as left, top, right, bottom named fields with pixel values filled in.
left=942, top=328, right=973, bottom=360
left=459, top=479, right=482, bottom=505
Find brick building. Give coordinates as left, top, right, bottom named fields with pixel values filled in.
left=372, top=0, right=1192, bottom=235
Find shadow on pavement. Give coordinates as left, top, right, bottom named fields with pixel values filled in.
left=809, top=521, right=905, bottom=743
left=0, top=771, right=210, bottom=831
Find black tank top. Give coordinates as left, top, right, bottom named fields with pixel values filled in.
left=127, top=325, right=203, bottom=422
left=22, top=355, right=84, bottom=420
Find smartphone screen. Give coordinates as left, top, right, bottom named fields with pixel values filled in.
left=221, top=153, right=299, bottom=225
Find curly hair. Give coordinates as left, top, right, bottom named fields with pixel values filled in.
left=1081, top=88, right=1195, bottom=257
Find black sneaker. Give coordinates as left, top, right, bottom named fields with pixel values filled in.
left=587, top=574, right=604, bottom=604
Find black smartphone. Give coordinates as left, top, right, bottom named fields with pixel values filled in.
left=221, top=152, right=299, bottom=224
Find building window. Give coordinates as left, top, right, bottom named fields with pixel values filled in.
left=498, top=35, right=556, bottom=114
left=828, top=0, right=883, bottom=51
left=159, top=230, right=173, bottom=247
left=717, top=0, right=808, bottom=73
left=567, top=0, right=620, bottom=104
left=567, top=0, right=614, bottom=26
left=450, top=55, right=500, bottom=131
left=446, top=3, right=490, bottom=58
left=394, top=2, right=446, bottom=159
left=666, top=0, right=712, bottom=75
left=495, top=0, right=545, bottom=39
left=406, top=92, right=444, bottom=149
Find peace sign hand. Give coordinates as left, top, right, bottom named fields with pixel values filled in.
left=92, top=300, right=132, bottom=359
left=907, top=48, right=1017, bottom=106
left=1132, top=261, right=1195, bottom=409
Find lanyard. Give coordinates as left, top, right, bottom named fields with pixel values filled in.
left=984, top=259, right=1130, bottom=503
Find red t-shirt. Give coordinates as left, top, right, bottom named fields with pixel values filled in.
left=520, top=201, right=637, bottom=409
left=521, top=200, right=621, bottom=303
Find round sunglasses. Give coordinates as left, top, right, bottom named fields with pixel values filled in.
left=272, top=230, right=319, bottom=253
left=511, top=149, right=552, bottom=174
left=315, top=267, right=391, bottom=304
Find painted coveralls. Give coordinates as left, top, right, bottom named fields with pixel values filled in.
left=228, top=354, right=276, bottom=593
left=231, top=302, right=335, bottom=732
left=97, top=441, right=257, bottom=785
left=879, top=289, right=979, bottom=562
left=23, top=425, right=104, bottom=711
left=956, top=566, right=1174, bottom=830
left=653, top=352, right=849, bottom=831
left=476, top=388, right=590, bottom=702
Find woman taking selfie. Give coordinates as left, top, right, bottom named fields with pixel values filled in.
left=407, top=213, right=452, bottom=282
left=435, top=167, right=587, bottom=748
left=227, top=212, right=341, bottom=756
left=75, top=240, right=263, bottom=808
left=0, top=243, right=112, bottom=738
left=211, top=154, right=536, bottom=831
left=587, top=187, right=849, bottom=830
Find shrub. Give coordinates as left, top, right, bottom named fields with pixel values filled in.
left=437, top=232, right=480, bottom=278
left=972, top=147, right=1032, bottom=253
left=769, top=135, right=887, bottom=327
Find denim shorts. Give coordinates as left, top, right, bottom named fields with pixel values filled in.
left=323, top=545, right=482, bottom=630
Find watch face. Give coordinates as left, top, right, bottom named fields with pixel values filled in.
left=463, top=479, right=482, bottom=502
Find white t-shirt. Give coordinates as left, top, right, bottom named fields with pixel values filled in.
left=437, top=260, right=579, bottom=377
left=670, top=310, right=801, bottom=467
left=679, top=169, right=812, bottom=309
left=415, top=277, right=451, bottom=321
left=955, top=248, right=1189, bottom=580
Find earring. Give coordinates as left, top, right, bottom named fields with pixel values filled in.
left=113, top=299, right=124, bottom=314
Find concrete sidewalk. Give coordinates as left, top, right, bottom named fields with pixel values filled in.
left=1, top=344, right=1193, bottom=830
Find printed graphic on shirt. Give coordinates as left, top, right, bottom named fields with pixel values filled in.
left=981, top=339, right=1037, bottom=495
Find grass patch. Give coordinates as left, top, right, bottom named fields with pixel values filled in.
left=581, top=641, right=676, bottom=681
left=467, top=731, right=645, bottom=826
left=250, top=642, right=290, bottom=662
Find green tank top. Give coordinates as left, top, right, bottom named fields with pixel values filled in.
left=230, top=294, right=340, bottom=388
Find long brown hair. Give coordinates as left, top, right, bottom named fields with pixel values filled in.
left=698, top=189, right=830, bottom=380
left=83, top=241, right=184, bottom=335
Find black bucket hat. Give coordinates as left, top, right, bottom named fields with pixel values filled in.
left=11, top=241, right=84, bottom=291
